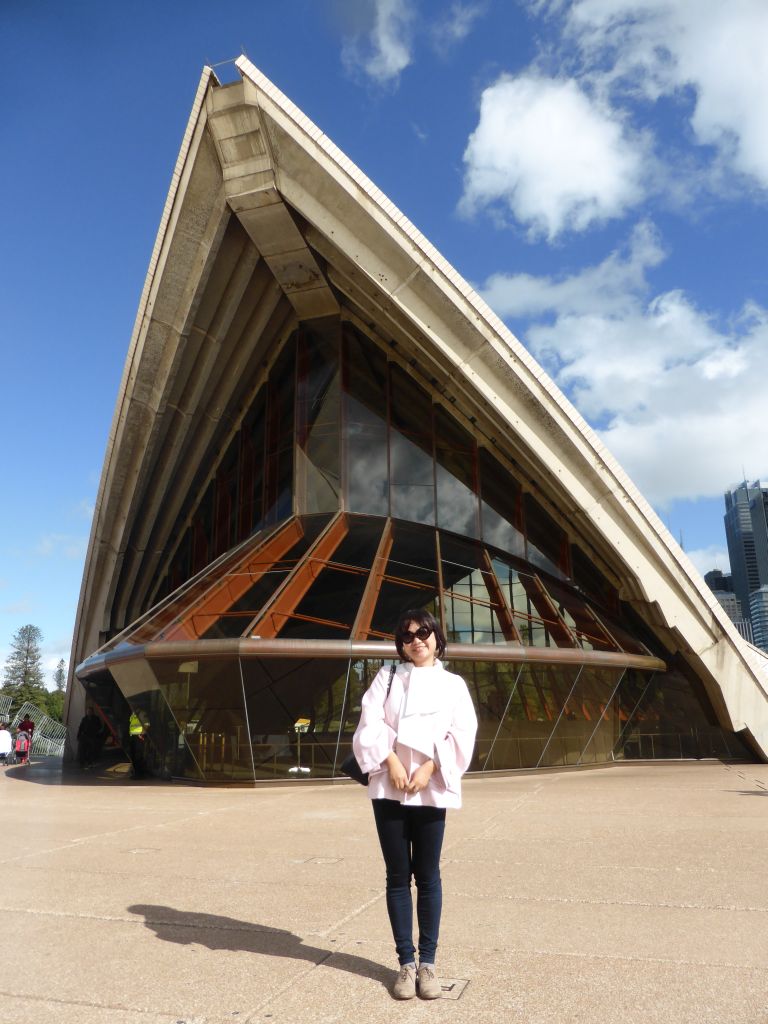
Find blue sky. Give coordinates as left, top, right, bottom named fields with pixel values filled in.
left=2, top=0, right=767, bottom=679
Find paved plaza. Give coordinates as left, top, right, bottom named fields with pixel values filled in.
left=1, top=758, right=767, bottom=1024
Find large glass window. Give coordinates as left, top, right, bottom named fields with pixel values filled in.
left=296, top=325, right=340, bottom=514
left=343, top=327, right=389, bottom=515
left=239, top=386, right=267, bottom=540
left=370, top=521, right=441, bottom=636
left=389, top=365, right=435, bottom=525
left=241, top=657, right=348, bottom=778
left=435, top=407, right=479, bottom=538
left=191, top=483, right=214, bottom=576
left=213, top=433, right=240, bottom=559
left=479, top=449, right=524, bottom=557
left=265, top=341, right=295, bottom=525
left=524, top=493, right=569, bottom=578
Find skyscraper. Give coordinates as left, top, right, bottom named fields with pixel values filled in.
left=723, top=481, right=768, bottom=629
left=750, top=587, right=768, bottom=652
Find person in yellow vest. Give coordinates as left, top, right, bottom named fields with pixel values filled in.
left=128, top=710, right=149, bottom=779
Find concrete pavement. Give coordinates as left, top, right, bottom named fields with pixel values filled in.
left=1, top=758, right=767, bottom=1024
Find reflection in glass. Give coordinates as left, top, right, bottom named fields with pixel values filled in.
left=524, top=493, right=568, bottom=579
left=147, top=657, right=253, bottom=781
left=265, top=341, right=295, bottom=525
left=240, top=657, right=348, bottom=778
left=344, top=329, right=389, bottom=515
left=78, top=650, right=744, bottom=782
left=434, top=408, right=479, bottom=538
left=479, top=449, right=524, bottom=557
left=296, top=326, right=341, bottom=514
left=389, top=365, right=435, bottom=525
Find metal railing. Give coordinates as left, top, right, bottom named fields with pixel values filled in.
left=9, top=702, right=67, bottom=758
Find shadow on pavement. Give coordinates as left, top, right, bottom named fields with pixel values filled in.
left=128, top=904, right=389, bottom=986
left=1, top=757, right=169, bottom=787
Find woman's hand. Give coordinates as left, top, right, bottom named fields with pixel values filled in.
left=406, top=759, right=435, bottom=794
left=386, top=752, right=409, bottom=790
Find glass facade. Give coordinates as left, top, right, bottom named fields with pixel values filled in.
left=77, top=320, right=742, bottom=781
left=79, top=653, right=739, bottom=783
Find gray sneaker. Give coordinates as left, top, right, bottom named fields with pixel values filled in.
left=393, top=963, right=417, bottom=999
left=417, top=963, right=441, bottom=999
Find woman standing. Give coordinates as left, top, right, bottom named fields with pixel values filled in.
left=352, top=608, right=477, bottom=1000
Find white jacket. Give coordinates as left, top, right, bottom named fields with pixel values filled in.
left=352, top=660, right=477, bottom=809
left=0, top=730, right=11, bottom=755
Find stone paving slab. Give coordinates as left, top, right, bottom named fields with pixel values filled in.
left=1, top=758, right=768, bottom=1023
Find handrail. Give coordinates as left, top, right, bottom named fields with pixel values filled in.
left=76, top=637, right=665, bottom=679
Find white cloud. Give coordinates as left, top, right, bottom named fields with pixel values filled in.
left=341, top=0, right=484, bottom=85
left=481, top=220, right=664, bottom=317
left=481, top=228, right=768, bottom=504
left=686, top=546, right=731, bottom=578
left=431, top=2, right=486, bottom=55
left=342, top=0, right=415, bottom=85
left=560, top=0, right=768, bottom=188
left=34, top=534, right=88, bottom=561
left=461, top=74, right=647, bottom=239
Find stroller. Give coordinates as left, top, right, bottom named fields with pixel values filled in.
left=12, top=729, right=31, bottom=766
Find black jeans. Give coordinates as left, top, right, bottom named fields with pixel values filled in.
left=372, top=798, right=446, bottom=966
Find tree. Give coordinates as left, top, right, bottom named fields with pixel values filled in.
left=46, top=690, right=64, bottom=723
left=53, top=658, right=67, bottom=692
left=2, top=624, right=47, bottom=719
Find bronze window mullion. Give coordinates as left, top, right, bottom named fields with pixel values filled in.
left=352, top=519, right=394, bottom=639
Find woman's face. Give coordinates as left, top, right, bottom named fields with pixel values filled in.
left=403, top=620, right=437, bottom=667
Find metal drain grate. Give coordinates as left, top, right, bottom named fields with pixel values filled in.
left=440, top=978, right=469, bottom=1000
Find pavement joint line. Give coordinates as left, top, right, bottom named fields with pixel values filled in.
left=310, top=891, right=384, bottom=938
left=0, top=988, right=198, bottom=1020
left=304, top=788, right=547, bottom=940
left=483, top=947, right=768, bottom=972
left=442, top=782, right=548, bottom=853
left=0, top=805, right=244, bottom=866
left=446, top=892, right=768, bottom=913
left=0, top=906, right=328, bottom=935
left=242, top=948, right=338, bottom=1021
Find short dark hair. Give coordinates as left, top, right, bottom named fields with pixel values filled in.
left=394, top=608, right=446, bottom=662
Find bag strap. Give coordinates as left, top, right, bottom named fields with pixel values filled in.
left=385, top=662, right=395, bottom=701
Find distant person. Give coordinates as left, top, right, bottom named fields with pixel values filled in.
left=14, top=727, right=31, bottom=766
left=18, top=713, right=35, bottom=738
left=0, top=723, right=11, bottom=766
left=77, top=707, right=102, bottom=770
left=128, top=710, right=149, bottom=779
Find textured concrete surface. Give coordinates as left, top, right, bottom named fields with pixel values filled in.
left=1, top=758, right=767, bottom=1024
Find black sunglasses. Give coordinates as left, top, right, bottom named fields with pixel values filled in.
left=400, top=625, right=433, bottom=644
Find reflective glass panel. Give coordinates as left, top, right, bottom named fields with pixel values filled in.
left=479, top=449, right=524, bottom=557
left=542, top=666, right=623, bottom=766
left=240, top=657, right=348, bottom=778
left=265, top=340, right=295, bottom=525
left=296, top=326, right=341, bottom=514
left=343, top=328, right=389, bottom=515
left=546, top=581, right=614, bottom=652
left=458, top=660, right=523, bottom=770
left=145, top=657, right=254, bottom=781
left=434, top=407, right=479, bottom=538
left=524, top=493, right=568, bottom=579
left=239, top=386, right=267, bottom=540
left=331, top=515, right=385, bottom=568
left=389, top=365, right=435, bottom=525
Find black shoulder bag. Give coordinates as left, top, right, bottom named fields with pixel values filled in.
left=341, top=663, right=396, bottom=785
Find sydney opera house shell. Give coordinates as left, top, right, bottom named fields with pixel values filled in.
left=66, top=58, right=768, bottom=781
